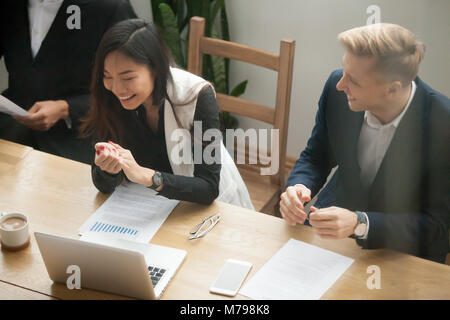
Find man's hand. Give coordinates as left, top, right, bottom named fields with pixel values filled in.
left=280, top=184, right=311, bottom=226
left=309, top=206, right=358, bottom=239
left=13, top=100, right=69, bottom=131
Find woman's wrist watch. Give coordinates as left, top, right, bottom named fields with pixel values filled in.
left=149, top=171, right=163, bottom=190
left=353, top=211, right=368, bottom=237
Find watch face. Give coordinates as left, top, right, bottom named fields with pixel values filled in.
left=153, top=172, right=162, bottom=186
left=354, top=224, right=366, bottom=237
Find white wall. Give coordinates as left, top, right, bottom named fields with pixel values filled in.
left=1, top=0, right=448, bottom=159
left=226, top=0, right=450, bottom=158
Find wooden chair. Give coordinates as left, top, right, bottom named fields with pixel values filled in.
left=187, top=17, right=295, bottom=215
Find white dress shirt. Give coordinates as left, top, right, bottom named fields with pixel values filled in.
left=28, top=0, right=71, bottom=128
left=28, top=0, right=64, bottom=58
left=355, top=80, right=416, bottom=239
left=357, top=81, right=417, bottom=187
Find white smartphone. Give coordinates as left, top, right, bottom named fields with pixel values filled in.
left=209, top=259, right=252, bottom=297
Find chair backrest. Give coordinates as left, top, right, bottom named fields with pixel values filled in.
left=187, top=16, right=295, bottom=188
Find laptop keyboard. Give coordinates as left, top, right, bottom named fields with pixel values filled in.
left=148, top=266, right=166, bottom=287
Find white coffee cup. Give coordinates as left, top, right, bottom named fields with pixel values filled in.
left=0, top=212, right=30, bottom=251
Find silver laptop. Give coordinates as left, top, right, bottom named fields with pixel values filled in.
left=34, top=231, right=186, bottom=299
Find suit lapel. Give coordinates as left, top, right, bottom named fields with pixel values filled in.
left=342, top=106, right=364, bottom=175
left=370, top=78, right=425, bottom=212
left=331, top=91, right=366, bottom=210
left=330, top=87, right=365, bottom=174
left=32, top=0, right=68, bottom=64
left=32, top=0, right=89, bottom=64
left=13, top=0, right=33, bottom=65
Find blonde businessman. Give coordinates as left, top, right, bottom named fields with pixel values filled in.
left=282, top=23, right=450, bottom=263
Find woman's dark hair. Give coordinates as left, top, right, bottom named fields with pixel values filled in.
left=79, top=18, right=173, bottom=145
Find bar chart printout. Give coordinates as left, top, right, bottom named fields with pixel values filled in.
left=90, top=221, right=138, bottom=236
left=79, top=181, right=180, bottom=243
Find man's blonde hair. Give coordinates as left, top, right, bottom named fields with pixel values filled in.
left=338, top=23, right=425, bottom=86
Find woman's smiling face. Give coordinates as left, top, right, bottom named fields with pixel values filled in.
left=103, top=50, right=155, bottom=110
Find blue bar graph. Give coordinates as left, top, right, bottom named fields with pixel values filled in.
left=89, top=221, right=138, bottom=236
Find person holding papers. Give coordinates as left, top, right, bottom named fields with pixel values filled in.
left=280, top=24, right=449, bottom=263
left=0, top=0, right=136, bottom=163
left=80, top=19, right=253, bottom=208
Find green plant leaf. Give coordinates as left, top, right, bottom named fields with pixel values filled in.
left=176, top=0, right=185, bottom=30
left=186, top=0, right=212, bottom=35
left=201, top=0, right=212, bottom=36
left=220, top=111, right=239, bottom=131
left=203, top=54, right=214, bottom=82
left=152, top=0, right=240, bottom=132
left=151, top=0, right=168, bottom=27
left=220, top=3, right=230, bottom=41
left=186, top=0, right=202, bottom=18
left=211, top=0, right=224, bottom=22
left=220, top=5, right=230, bottom=93
left=159, top=3, right=185, bottom=67
left=230, top=80, right=248, bottom=97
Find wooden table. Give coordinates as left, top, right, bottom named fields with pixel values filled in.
left=0, top=139, right=449, bottom=300
left=0, top=280, right=55, bottom=300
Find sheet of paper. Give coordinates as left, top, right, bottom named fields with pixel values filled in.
left=0, top=95, right=30, bottom=117
left=239, top=238, right=354, bottom=300
left=79, top=181, right=179, bottom=243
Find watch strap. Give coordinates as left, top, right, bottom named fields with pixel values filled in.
left=149, top=171, right=162, bottom=190
left=350, top=211, right=368, bottom=239
left=355, top=211, right=367, bottom=224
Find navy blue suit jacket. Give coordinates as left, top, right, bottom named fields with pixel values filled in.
left=287, top=70, right=450, bottom=263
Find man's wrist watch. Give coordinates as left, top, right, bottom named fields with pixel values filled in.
left=353, top=211, right=367, bottom=237
left=149, top=171, right=163, bottom=190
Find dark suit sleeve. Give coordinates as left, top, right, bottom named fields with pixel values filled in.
left=358, top=94, right=450, bottom=263
left=286, top=73, right=337, bottom=197
left=65, top=93, right=91, bottom=125
left=65, top=0, right=137, bottom=125
left=108, top=0, right=137, bottom=26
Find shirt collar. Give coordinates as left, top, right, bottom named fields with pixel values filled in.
left=364, top=80, right=417, bottom=129
left=29, top=0, right=64, bottom=6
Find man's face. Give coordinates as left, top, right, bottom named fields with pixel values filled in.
left=336, top=52, right=390, bottom=112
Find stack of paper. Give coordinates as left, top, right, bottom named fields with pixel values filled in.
left=240, top=238, right=354, bottom=300
left=0, top=95, right=29, bottom=116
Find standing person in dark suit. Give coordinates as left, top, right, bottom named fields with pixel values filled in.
left=0, top=0, right=136, bottom=163
left=281, top=23, right=449, bottom=263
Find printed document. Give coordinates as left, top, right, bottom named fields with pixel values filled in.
left=240, top=238, right=354, bottom=300
left=0, top=95, right=30, bottom=116
left=79, top=181, right=179, bottom=243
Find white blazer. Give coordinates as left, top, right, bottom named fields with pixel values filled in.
left=163, top=67, right=254, bottom=210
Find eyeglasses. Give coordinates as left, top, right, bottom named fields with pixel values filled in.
left=189, top=213, right=220, bottom=240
